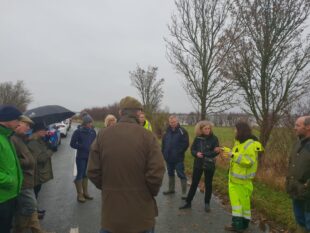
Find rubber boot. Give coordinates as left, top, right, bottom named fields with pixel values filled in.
left=242, top=218, right=250, bottom=230
left=28, top=212, right=46, bottom=233
left=181, top=179, right=187, bottom=199
left=82, top=178, right=93, bottom=200
left=163, top=176, right=175, bottom=195
left=74, top=180, right=86, bottom=203
left=225, top=216, right=244, bottom=232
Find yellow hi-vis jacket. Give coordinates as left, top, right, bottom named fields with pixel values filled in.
left=143, top=119, right=152, bottom=132
left=229, top=138, right=263, bottom=184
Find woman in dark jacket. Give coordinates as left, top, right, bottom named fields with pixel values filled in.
left=70, top=114, right=96, bottom=203
left=179, top=121, right=220, bottom=212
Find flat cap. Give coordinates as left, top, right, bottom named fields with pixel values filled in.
left=0, top=105, right=22, bottom=122
left=119, top=96, right=143, bottom=110
left=19, top=115, right=34, bottom=125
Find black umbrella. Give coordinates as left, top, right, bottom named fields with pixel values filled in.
left=24, top=105, right=75, bottom=125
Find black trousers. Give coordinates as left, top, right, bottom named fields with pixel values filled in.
left=0, top=197, right=17, bottom=233
left=186, top=167, right=215, bottom=204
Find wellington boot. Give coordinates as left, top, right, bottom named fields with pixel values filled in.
left=82, top=178, right=93, bottom=200
left=74, top=180, right=86, bottom=203
left=204, top=203, right=211, bottom=212
left=28, top=212, right=45, bottom=233
left=163, top=176, right=175, bottom=195
left=181, top=179, right=187, bottom=199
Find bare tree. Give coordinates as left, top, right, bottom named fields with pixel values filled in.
left=129, top=65, right=164, bottom=114
left=0, top=80, right=32, bottom=111
left=165, top=0, right=238, bottom=120
left=223, top=0, right=310, bottom=146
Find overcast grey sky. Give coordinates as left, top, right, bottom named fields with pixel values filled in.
left=0, top=0, right=195, bottom=113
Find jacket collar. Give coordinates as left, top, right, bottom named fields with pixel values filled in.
left=119, top=115, right=139, bottom=124
left=0, top=124, right=14, bottom=137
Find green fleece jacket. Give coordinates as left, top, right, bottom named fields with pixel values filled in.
left=0, top=125, right=23, bottom=203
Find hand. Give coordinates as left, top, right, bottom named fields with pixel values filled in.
left=214, top=147, right=221, bottom=153
left=197, top=152, right=204, bottom=158
left=222, top=151, right=232, bottom=159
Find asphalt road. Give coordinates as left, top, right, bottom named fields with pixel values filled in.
left=38, top=125, right=266, bottom=233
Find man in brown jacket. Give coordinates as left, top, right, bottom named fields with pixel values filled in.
left=286, top=116, right=310, bottom=233
left=87, top=96, right=165, bottom=233
left=11, top=116, right=49, bottom=233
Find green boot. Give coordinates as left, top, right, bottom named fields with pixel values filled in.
left=163, top=176, right=175, bottom=195
left=181, top=179, right=187, bottom=199
left=74, top=180, right=86, bottom=203
left=82, top=178, right=93, bottom=200
left=224, top=216, right=244, bottom=232
left=242, top=218, right=250, bottom=230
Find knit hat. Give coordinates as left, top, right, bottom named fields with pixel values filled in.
left=82, top=114, right=93, bottom=125
left=19, top=115, right=34, bottom=125
left=119, top=96, right=143, bottom=110
left=0, top=105, right=22, bottom=122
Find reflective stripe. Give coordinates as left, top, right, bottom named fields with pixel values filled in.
left=245, top=155, right=254, bottom=165
left=232, top=206, right=242, bottom=210
left=244, top=140, right=254, bottom=150
left=231, top=172, right=256, bottom=179
left=236, top=155, right=243, bottom=164
left=232, top=213, right=243, bottom=217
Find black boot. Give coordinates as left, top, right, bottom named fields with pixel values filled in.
left=204, top=203, right=210, bottom=212
left=179, top=202, right=191, bottom=209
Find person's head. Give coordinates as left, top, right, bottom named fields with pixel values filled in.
left=15, top=115, right=34, bottom=135
left=168, top=115, right=179, bottom=129
left=32, top=122, right=48, bottom=138
left=0, top=105, right=22, bottom=130
left=104, top=114, right=117, bottom=127
left=235, top=121, right=252, bottom=143
left=294, top=116, right=310, bottom=138
left=195, top=121, right=213, bottom=136
left=119, top=96, right=143, bottom=120
left=138, top=112, right=146, bottom=125
left=82, top=114, right=93, bottom=128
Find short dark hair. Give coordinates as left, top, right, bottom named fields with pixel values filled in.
left=235, top=121, right=252, bottom=143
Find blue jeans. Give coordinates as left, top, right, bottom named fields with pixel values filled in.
left=166, top=161, right=187, bottom=180
left=75, top=158, right=88, bottom=181
left=293, top=199, right=310, bottom=230
left=100, top=228, right=154, bottom=233
left=16, top=188, right=37, bottom=216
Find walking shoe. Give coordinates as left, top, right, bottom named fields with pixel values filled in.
left=179, top=202, right=191, bottom=209
left=37, top=209, right=46, bottom=214
left=37, top=212, right=45, bottom=220
left=204, top=203, right=210, bottom=212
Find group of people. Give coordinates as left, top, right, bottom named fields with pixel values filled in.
left=0, top=105, right=55, bottom=233
left=1, top=97, right=309, bottom=233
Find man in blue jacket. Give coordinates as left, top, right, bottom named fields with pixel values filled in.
left=162, top=115, right=189, bottom=199
left=70, top=114, right=96, bottom=203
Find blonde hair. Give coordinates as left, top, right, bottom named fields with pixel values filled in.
left=194, top=120, right=214, bottom=136
left=104, top=114, right=117, bottom=127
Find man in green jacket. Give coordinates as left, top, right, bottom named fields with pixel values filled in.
left=286, top=116, right=310, bottom=233
left=0, top=105, right=23, bottom=233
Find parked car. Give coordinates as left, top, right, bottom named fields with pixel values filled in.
left=55, top=122, right=68, bottom=137
left=64, top=118, right=72, bottom=131
left=45, top=124, right=61, bottom=151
